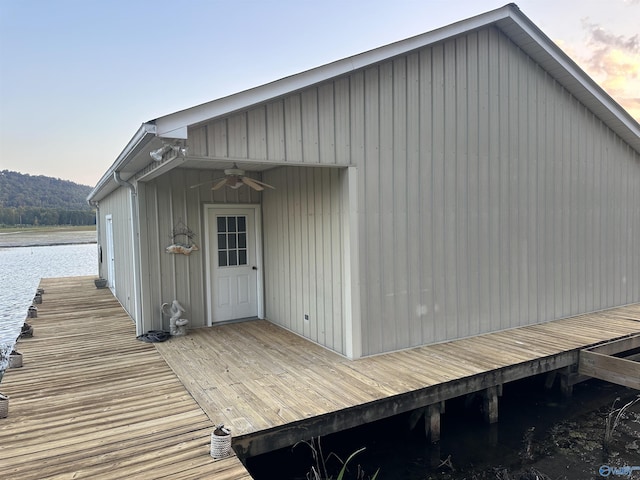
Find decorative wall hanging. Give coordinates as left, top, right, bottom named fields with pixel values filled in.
left=166, top=220, right=199, bottom=255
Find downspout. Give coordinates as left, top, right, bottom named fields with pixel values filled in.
left=113, top=171, right=143, bottom=336
left=88, top=200, right=102, bottom=278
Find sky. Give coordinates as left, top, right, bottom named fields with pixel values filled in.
left=0, top=0, right=638, bottom=187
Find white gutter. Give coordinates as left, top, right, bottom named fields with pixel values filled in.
left=113, top=171, right=143, bottom=336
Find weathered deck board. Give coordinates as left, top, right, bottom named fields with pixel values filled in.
left=0, top=276, right=251, bottom=480
left=154, top=302, right=640, bottom=457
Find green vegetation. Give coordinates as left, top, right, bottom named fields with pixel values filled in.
left=294, top=438, right=379, bottom=480
left=0, top=170, right=95, bottom=226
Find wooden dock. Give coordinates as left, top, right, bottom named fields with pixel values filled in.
left=0, top=276, right=251, bottom=480
left=2, top=277, right=639, bottom=477
left=155, top=303, right=640, bottom=458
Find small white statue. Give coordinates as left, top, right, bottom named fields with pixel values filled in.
left=161, top=300, right=190, bottom=336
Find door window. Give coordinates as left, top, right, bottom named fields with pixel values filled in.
left=217, top=215, right=248, bottom=267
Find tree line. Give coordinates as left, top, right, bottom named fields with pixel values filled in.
left=0, top=207, right=95, bottom=226
left=0, top=170, right=95, bottom=226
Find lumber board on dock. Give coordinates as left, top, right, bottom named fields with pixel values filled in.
left=579, top=350, right=640, bottom=390
left=0, top=276, right=252, bottom=480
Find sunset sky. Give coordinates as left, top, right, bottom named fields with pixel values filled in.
left=0, top=0, right=638, bottom=186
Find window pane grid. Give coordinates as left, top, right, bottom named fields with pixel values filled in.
left=217, top=215, right=248, bottom=267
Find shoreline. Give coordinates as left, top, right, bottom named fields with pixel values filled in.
left=0, top=228, right=97, bottom=248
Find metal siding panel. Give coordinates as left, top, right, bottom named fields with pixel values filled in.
left=184, top=170, right=206, bottom=327
left=291, top=168, right=304, bottom=333
left=629, top=149, right=640, bottom=302
left=146, top=183, right=163, bottom=330
left=350, top=72, right=365, bottom=165
left=487, top=28, right=502, bottom=333
left=379, top=60, right=396, bottom=353
left=208, top=120, right=228, bottom=157
left=560, top=90, right=572, bottom=318
left=476, top=30, right=492, bottom=334
left=551, top=81, right=564, bottom=320
left=507, top=37, right=521, bottom=327
left=516, top=51, right=530, bottom=327
left=431, top=43, right=447, bottom=343
left=498, top=32, right=511, bottom=331
left=315, top=169, right=327, bottom=346
left=318, top=83, right=336, bottom=164
left=330, top=168, right=344, bottom=352
left=393, top=57, right=410, bottom=349
left=228, top=113, right=248, bottom=158
left=284, top=95, right=303, bottom=162
left=466, top=32, right=481, bottom=336
left=526, top=59, right=540, bottom=325
left=406, top=52, right=422, bottom=346
left=188, top=125, right=208, bottom=156
left=301, top=89, right=320, bottom=163
left=247, top=107, right=267, bottom=160
left=301, top=168, right=314, bottom=340
left=363, top=66, right=382, bottom=355
left=443, top=40, right=458, bottom=340
left=569, top=98, right=580, bottom=315
left=266, top=101, right=286, bottom=161
left=335, top=77, right=351, bottom=164
left=592, top=120, right=603, bottom=308
left=418, top=48, right=435, bottom=344
left=455, top=37, right=470, bottom=338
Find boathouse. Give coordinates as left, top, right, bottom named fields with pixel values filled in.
left=87, top=3, right=640, bottom=360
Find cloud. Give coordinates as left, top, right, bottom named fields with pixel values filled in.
left=576, top=20, right=640, bottom=122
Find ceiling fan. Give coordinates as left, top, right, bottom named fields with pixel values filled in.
left=189, top=164, right=275, bottom=191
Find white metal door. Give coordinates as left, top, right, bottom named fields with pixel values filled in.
left=105, top=214, right=115, bottom=293
left=208, top=208, right=258, bottom=322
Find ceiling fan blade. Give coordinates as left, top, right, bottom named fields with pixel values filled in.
left=211, top=178, right=229, bottom=190
left=248, top=178, right=275, bottom=189
left=190, top=176, right=225, bottom=189
left=241, top=177, right=265, bottom=191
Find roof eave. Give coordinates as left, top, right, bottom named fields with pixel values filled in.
left=87, top=123, right=157, bottom=203
left=151, top=3, right=638, bottom=152
left=152, top=4, right=517, bottom=137
left=498, top=5, right=640, bottom=152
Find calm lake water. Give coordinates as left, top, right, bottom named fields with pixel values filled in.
left=0, top=243, right=97, bottom=353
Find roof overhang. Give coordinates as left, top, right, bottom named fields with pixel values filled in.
left=88, top=3, right=639, bottom=204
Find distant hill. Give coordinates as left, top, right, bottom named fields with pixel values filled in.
left=0, top=170, right=95, bottom=226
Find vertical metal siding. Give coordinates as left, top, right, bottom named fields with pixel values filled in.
left=262, top=166, right=346, bottom=355
left=353, top=27, right=640, bottom=355
left=98, top=187, right=136, bottom=319
left=186, top=92, right=350, bottom=166
left=146, top=25, right=638, bottom=357
left=139, top=169, right=261, bottom=332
